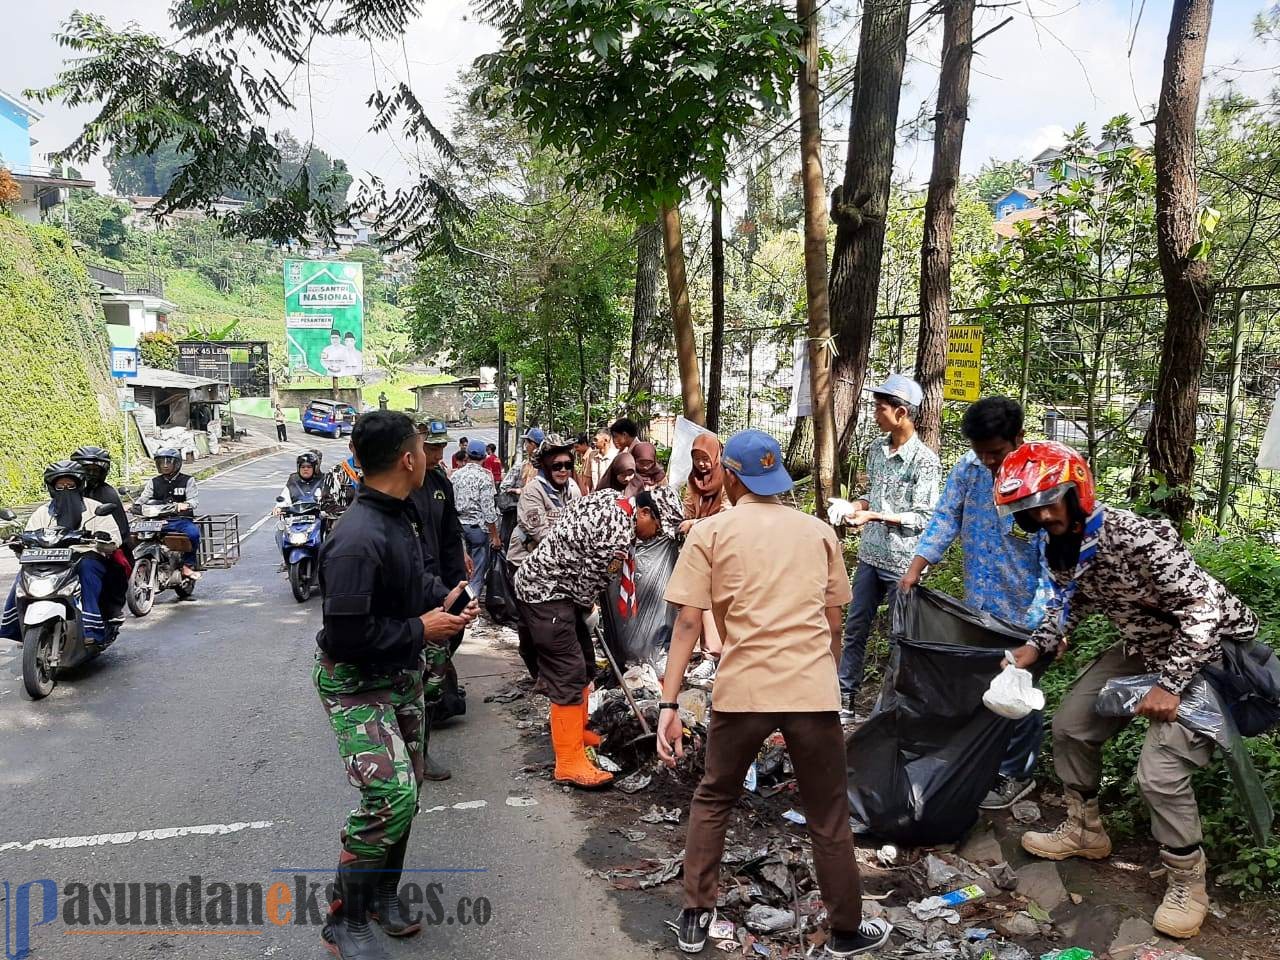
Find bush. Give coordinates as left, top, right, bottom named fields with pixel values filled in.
left=1038, top=535, right=1280, bottom=897
left=139, top=331, right=179, bottom=370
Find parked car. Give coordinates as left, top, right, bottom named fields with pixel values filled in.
left=302, top=399, right=357, bottom=438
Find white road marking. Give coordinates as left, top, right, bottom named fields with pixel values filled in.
left=419, top=800, right=490, bottom=815
left=244, top=512, right=276, bottom=539
left=505, top=797, right=538, bottom=807
left=0, top=820, right=275, bottom=855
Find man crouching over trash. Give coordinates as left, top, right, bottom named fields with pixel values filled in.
left=997, top=441, right=1258, bottom=939
left=655, top=429, right=893, bottom=957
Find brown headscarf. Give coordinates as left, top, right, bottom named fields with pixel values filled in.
left=595, top=452, right=641, bottom=496
left=685, top=433, right=727, bottom=518
left=630, top=442, right=667, bottom=489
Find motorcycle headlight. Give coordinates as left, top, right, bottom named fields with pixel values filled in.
left=289, top=531, right=310, bottom=545
left=25, top=576, right=57, bottom=599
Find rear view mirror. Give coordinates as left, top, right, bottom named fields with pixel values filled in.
left=95, top=504, right=116, bottom=517
left=0, top=508, right=16, bottom=522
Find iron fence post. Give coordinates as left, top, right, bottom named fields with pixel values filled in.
left=1019, top=304, right=1032, bottom=409
left=1215, top=289, right=1246, bottom=528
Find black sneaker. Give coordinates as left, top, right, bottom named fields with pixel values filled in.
left=827, top=918, right=892, bottom=957
left=980, top=775, right=1036, bottom=811
left=676, top=907, right=715, bottom=954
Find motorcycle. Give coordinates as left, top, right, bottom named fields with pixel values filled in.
left=128, top=502, right=198, bottom=616
left=0, top=504, right=121, bottom=700
left=275, top=498, right=328, bottom=602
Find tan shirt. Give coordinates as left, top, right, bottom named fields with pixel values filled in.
left=663, top=494, right=851, bottom=712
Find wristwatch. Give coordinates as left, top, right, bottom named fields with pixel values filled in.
left=658, top=701, right=679, bottom=711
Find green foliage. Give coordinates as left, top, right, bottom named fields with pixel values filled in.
left=65, top=190, right=130, bottom=259
left=971, top=158, right=1030, bottom=206
left=139, top=331, right=179, bottom=370
left=0, top=215, right=121, bottom=505
left=1039, top=536, right=1280, bottom=897
left=478, top=0, right=803, bottom=214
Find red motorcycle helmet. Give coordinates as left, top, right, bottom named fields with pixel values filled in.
left=994, top=440, right=1096, bottom=518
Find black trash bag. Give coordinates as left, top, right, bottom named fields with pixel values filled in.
left=601, top=534, right=680, bottom=667
left=1203, top=636, right=1280, bottom=737
left=846, top=587, right=1037, bottom=846
left=485, top=550, right=520, bottom=626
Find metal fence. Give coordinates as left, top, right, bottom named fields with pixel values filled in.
left=643, top=284, right=1280, bottom=531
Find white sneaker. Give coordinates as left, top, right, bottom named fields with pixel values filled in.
left=686, top=657, right=718, bottom=687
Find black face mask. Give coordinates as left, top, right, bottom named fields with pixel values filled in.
left=50, top=489, right=85, bottom=533
left=1044, top=487, right=1088, bottom=572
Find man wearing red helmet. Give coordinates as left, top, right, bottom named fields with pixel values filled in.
left=997, top=441, right=1258, bottom=940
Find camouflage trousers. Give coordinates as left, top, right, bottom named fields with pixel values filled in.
left=314, top=653, right=426, bottom=864
left=423, top=634, right=450, bottom=704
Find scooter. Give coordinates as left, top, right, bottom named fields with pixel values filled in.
left=275, top=498, right=327, bottom=602
left=0, top=504, right=122, bottom=700
left=128, top=502, right=198, bottom=616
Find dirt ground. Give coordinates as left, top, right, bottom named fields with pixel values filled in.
left=473, top=619, right=1279, bottom=960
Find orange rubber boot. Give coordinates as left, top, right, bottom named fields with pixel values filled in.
left=551, top=703, right=613, bottom=789
left=581, top=687, right=602, bottom=747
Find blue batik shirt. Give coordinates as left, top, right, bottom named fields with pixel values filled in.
left=914, top=450, right=1051, bottom=630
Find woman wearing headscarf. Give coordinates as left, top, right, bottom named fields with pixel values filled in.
left=595, top=451, right=639, bottom=496
left=626, top=441, right=684, bottom=539
left=507, top=435, right=583, bottom=567
left=677, top=433, right=730, bottom=687
left=630, top=442, right=666, bottom=490
left=680, top=433, right=728, bottom=535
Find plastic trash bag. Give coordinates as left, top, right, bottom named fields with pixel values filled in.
left=601, top=534, right=680, bottom=667
left=847, top=588, right=1039, bottom=845
left=484, top=549, right=520, bottom=626
left=667, top=416, right=717, bottom=490
left=1095, top=674, right=1229, bottom=750
left=983, top=659, right=1046, bottom=719
left=1094, top=673, right=1273, bottom=844
left=1259, top=386, right=1280, bottom=469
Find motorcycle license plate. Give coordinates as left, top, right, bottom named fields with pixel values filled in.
left=20, top=548, right=73, bottom=564
left=133, top=520, right=167, bottom=533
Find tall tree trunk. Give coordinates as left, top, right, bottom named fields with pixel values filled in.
left=629, top=217, right=663, bottom=431
left=916, top=0, right=975, bottom=451
left=798, top=0, right=837, bottom=516
left=661, top=203, right=706, bottom=426
left=1146, top=0, right=1215, bottom=526
left=828, top=0, right=911, bottom=471
left=707, top=192, right=726, bottom=433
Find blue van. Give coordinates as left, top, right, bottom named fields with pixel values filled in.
left=301, top=399, right=357, bottom=438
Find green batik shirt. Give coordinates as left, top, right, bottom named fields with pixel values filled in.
left=855, top=433, right=942, bottom=575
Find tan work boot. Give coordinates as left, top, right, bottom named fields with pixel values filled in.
left=1021, top=788, right=1112, bottom=860
left=1153, top=848, right=1209, bottom=939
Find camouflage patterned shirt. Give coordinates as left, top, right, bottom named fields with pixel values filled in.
left=1029, top=508, right=1258, bottom=695
left=514, top=490, right=635, bottom=608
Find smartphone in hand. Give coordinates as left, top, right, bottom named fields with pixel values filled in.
left=447, top=584, right=477, bottom=616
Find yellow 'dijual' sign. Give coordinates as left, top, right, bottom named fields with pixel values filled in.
left=944, top=324, right=984, bottom=402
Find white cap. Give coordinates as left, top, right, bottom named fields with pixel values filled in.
left=867, top=373, right=924, bottom=409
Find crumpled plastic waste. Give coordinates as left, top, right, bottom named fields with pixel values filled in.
left=925, top=854, right=960, bottom=889
left=604, top=854, right=683, bottom=890
left=909, top=898, right=961, bottom=924
left=983, top=658, right=1046, bottom=719
left=638, top=804, right=682, bottom=824
left=1040, top=949, right=1093, bottom=960
left=744, top=904, right=796, bottom=933
left=615, top=770, right=653, bottom=794
left=1011, top=801, right=1042, bottom=824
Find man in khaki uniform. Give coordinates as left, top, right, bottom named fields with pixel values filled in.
left=656, top=430, right=891, bottom=958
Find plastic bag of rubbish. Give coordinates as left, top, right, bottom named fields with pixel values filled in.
left=983, top=658, right=1045, bottom=719
left=601, top=533, right=679, bottom=667
left=1095, top=673, right=1274, bottom=844
left=847, top=588, right=1040, bottom=846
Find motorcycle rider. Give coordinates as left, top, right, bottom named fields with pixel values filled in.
left=138, top=448, right=202, bottom=580
left=1, top=462, right=122, bottom=647
left=71, top=445, right=132, bottom=617
left=276, top=452, right=326, bottom=513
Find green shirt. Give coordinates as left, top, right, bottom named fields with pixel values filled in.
left=856, top=433, right=941, bottom=575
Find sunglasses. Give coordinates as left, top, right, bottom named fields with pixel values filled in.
left=549, top=460, right=574, bottom=472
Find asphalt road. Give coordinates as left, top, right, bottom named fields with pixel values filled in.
left=0, top=430, right=655, bottom=959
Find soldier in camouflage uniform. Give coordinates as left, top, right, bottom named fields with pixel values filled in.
left=997, top=442, right=1258, bottom=942
left=313, top=411, right=476, bottom=960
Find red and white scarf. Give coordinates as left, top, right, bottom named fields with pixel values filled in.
left=615, top=498, right=637, bottom=619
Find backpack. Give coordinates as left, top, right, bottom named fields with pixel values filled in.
left=1203, top=637, right=1280, bottom=737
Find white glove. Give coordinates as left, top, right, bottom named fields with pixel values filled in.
left=827, top=497, right=857, bottom=526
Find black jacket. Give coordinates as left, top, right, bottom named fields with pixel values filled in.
left=410, top=467, right=468, bottom=606
left=86, top=481, right=130, bottom=543
left=316, top=486, right=427, bottom=670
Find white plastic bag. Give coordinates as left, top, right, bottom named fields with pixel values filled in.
left=982, top=655, right=1045, bottom=719
left=827, top=497, right=857, bottom=526
left=667, top=415, right=716, bottom=490
left=1260, top=386, right=1280, bottom=470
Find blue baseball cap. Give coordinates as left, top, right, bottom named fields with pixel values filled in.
left=866, top=373, right=923, bottom=409
left=722, top=429, right=792, bottom=496
left=523, top=427, right=545, bottom=444
left=467, top=439, right=488, bottom=459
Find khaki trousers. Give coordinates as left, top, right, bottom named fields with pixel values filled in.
left=683, top=711, right=863, bottom=932
left=1052, top=643, right=1214, bottom=848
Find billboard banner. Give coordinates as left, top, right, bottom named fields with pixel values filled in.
left=283, top=259, right=365, bottom=377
